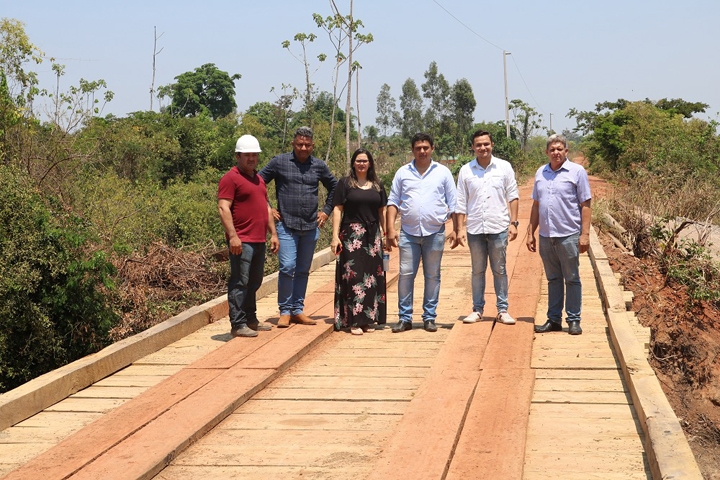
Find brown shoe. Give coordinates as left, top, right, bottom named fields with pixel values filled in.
left=277, top=314, right=291, bottom=328
left=291, top=313, right=317, bottom=325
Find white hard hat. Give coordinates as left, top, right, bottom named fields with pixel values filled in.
left=235, top=135, right=262, bottom=153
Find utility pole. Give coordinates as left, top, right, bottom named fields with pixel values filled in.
left=550, top=112, right=553, bottom=133
left=503, top=50, right=511, bottom=138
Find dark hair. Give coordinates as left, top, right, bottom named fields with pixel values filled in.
left=294, top=126, right=313, bottom=139
left=411, top=132, right=434, bottom=148
left=348, top=148, right=381, bottom=191
left=471, top=130, right=493, bottom=144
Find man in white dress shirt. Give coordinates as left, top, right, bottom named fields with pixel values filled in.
left=454, top=130, right=519, bottom=325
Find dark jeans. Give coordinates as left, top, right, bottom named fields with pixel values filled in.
left=228, top=242, right=266, bottom=327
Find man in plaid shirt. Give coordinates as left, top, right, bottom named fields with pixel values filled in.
left=259, top=127, right=338, bottom=327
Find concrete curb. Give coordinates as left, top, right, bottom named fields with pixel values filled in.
left=0, top=247, right=337, bottom=431
left=588, top=227, right=703, bottom=479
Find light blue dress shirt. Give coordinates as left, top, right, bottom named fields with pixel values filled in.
left=531, top=159, right=592, bottom=238
left=387, top=160, right=457, bottom=236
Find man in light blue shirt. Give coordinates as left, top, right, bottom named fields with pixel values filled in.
left=386, top=132, right=457, bottom=333
left=527, top=134, right=592, bottom=335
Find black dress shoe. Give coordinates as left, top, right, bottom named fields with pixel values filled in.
left=423, top=320, right=438, bottom=332
left=568, top=321, right=583, bottom=335
left=534, top=320, right=563, bottom=333
left=391, top=321, right=412, bottom=333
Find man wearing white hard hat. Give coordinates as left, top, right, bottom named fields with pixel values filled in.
left=218, top=135, right=279, bottom=337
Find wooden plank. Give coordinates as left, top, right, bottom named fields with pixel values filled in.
left=531, top=390, right=633, bottom=404
left=241, top=399, right=408, bottom=415
left=69, top=386, right=150, bottom=399
left=446, top=369, right=535, bottom=480
left=529, top=402, right=638, bottom=419
left=524, top=436, right=645, bottom=454
left=286, top=368, right=429, bottom=378
left=113, top=364, right=185, bottom=376
left=523, top=452, right=650, bottom=479
left=526, top=418, right=643, bottom=437
left=162, top=429, right=391, bottom=467
left=12, top=411, right=103, bottom=428
left=3, top=367, right=225, bottom=480
left=532, top=356, right=620, bottom=369
left=94, top=375, right=172, bottom=388
left=66, top=368, right=278, bottom=480
left=306, top=357, right=435, bottom=368
left=533, top=378, right=627, bottom=392
left=371, top=321, right=494, bottom=480
left=220, top=412, right=398, bottom=431
left=268, top=376, right=423, bottom=389
left=157, top=465, right=366, bottom=480
left=44, top=398, right=128, bottom=413
left=252, top=388, right=415, bottom=402
left=534, top=369, right=622, bottom=380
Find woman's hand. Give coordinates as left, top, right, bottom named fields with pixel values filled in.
left=331, top=236, right=342, bottom=256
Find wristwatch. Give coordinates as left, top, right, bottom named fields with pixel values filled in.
left=511, top=221, right=519, bottom=227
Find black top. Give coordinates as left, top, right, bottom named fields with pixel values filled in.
left=332, top=177, right=387, bottom=226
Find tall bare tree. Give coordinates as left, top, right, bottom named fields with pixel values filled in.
left=150, top=26, right=164, bottom=111
left=282, top=33, right=326, bottom=129
left=314, top=1, right=373, bottom=167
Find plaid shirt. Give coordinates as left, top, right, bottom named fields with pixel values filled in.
left=259, top=152, right=338, bottom=231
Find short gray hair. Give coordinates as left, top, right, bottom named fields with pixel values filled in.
left=546, top=133, right=568, bottom=150
left=294, top=126, right=314, bottom=139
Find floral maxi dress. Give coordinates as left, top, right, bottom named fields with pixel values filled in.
left=333, top=181, right=387, bottom=330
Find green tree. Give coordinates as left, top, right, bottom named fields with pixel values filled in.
left=509, top=99, right=543, bottom=151
left=375, top=83, right=400, bottom=136
left=450, top=78, right=476, bottom=154
left=652, top=97, right=708, bottom=118
left=570, top=98, right=720, bottom=174
left=421, top=61, right=451, bottom=137
left=0, top=18, right=44, bottom=107
left=160, top=63, right=241, bottom=119
left=399, top=78, right=423, bottom=139
left=363, top=125, right=379, bottom=143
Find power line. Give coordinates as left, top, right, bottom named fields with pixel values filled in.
left=509, top=55, right=545, bottom=115
left=433, top=0, right=546, bottom=119
left=432, top=0, right=504, bottom=52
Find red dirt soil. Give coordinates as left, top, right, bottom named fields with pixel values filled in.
left=590, top=174, right=720, bottom=480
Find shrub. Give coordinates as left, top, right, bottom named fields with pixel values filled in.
left=0, top=165, right=119, bottom=391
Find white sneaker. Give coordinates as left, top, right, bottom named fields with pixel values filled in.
left=463, top=311, right=482, bottom=323
left=496, top=311, right=516, bottom=325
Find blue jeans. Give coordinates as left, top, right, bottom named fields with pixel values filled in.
left=276, top=221, right=319, bottom=316
left=539, top=233, right=582, bottom=323
left=228, top=242, right=266, bottom=327
left=467, top=230, right=509, bottom=313
left=397, top=227, right=445, bottom=323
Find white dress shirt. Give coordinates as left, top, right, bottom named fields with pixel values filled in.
left=456, top=156, right=519, bottom=234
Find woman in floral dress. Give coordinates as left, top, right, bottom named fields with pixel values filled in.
left=330, top=148, right=387, bottom=334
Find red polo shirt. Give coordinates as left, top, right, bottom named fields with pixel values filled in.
left=218, top=166, right=269, bottom=243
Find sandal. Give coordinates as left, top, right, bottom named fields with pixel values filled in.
left=350, top=327, right=363, bottom=335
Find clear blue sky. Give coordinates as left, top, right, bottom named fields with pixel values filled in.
left=4, top=0, right=719, bottom=136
